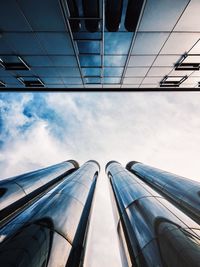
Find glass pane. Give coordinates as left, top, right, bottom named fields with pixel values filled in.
left=85, top=77, right=101, bottom=84
left=77, top=41, right=100, bottom=54
left=103, top=77, right=121, bottom=84
left=73, top=32, right=102, bottom=40
left=62, top=77, right=82, bottom=84
left=104, top=32, right=132, bottom=55
left=80, top=55, right=101, bottom=67
left=104, top=56, right=126, bottom=67
left=104, top=68, right=123, bottom=76
left=82, top=68, right=101, bottom=76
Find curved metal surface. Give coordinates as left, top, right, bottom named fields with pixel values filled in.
left=0, top=161, right=99, bottom=267
left=126, top=161, right=200, bottom=224
left=67, top=0, right=81, bottom=32
left=125, top=0, right=145, bottom=32
left=107, top=161, right=200, bottom=267
left=0, top=160, right=79, bottom=220
left=82, top=0, right=99, bottom=32
left=105, top=0, right=123, bottom=32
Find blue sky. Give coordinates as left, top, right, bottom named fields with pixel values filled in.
left=1, top=92, right=200, bottom=267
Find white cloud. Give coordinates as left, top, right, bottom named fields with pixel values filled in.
left=1, top=92, right=200, bottom=267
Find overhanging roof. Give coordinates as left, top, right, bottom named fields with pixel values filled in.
left=0, top=0, right=200, bottom=90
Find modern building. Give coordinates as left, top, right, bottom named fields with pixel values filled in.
left=106, top=161, right=200, bottom=267
left=0, top=0, right=200, bottom=89
left=0, top=160, right=100, bottom=267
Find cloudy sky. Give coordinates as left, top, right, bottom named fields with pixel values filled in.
left=1, top=92, right=200, bottom=266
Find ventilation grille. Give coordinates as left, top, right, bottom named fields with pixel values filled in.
left=160, top=76, right=187, bottom=88
left=0, top=57, right=30, bottom=71
left=18, top=77, right=45, bottom=88
left=175, top=54, right=200, bottom=71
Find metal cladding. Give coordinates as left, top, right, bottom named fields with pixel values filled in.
left=67, top=0, right=81, bottom=32
left=126, top=161, right=200, bottom=224
left=0, top=160, right=79, bottom=220
left=124, top=0, right=145, bottom=32
left=66, top=0, right=144, bottom=32
left=0, top=160, right=99, bottom=267
left=105, top=0, right=123, bottom=32
left=106, top=161, right=200, bottom=267
left=82, top=0, right=100, bottom=32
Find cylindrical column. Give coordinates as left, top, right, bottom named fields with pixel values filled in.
left=126, top=161, right=200, bottom=224
left=0, top=160, right=79, bottom=221
left=106, top=161, right=200, bottom=267
left=0, top=160, right=99, bottom=267
left=124, top=0, right=145, bottom=32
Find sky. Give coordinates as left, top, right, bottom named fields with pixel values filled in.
left=1, top=91, right=200, bottom=266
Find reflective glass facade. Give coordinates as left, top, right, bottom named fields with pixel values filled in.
left=106, top=161, right=200, bottom=267
left=0, top=0, right=200, bottom=89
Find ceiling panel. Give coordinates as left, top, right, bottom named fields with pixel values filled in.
left=0, top=1, right=31, bottom=31
left=169, top=69, right=193, bottom=76
left=160, top=33, right=200, bottom=55
left=0, top=0, right=200, bottom=89
left=23, top=56, right=52, bottom=67
left=147, top=67, right=172, bottom=76
left=142, top=77, right=163, bottom=84
left=104, top=68, right=123, bottom=77
left=4, top=33, right=44, bottom=55
left=125, top=67, right=149, bottom=77
left=153, top=55, right=182, bottom=67
left=42, top=77, right=64, bottom=85
left=188, top=39, right=200, bottom=54
left=49, top=56, right=78, bottom=67
left=128, top=56, right=156, bottom=67
left=174, top=0, right=200, bottom=32
left=124, top=77, right=144, bottom=84
left=104, top=32, right=133, bottom=55
left=36, top=33, right=74, bottom=55
left=104, top=56, right=127, bottom=67
left=18, top=0, right=66, bottom=31
left=131, top=33, right=169, bottom=55
left=138, top=0, right=189, bottom=31
left=56, top=67, right=81, bottom=77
